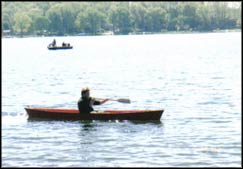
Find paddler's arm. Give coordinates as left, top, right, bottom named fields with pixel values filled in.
left=99, top=98, right=109, bottom=104
left=92, top=98, right=109, bottom=105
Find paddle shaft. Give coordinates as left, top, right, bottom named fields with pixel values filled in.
left=96, top=98, right=131, bottom=104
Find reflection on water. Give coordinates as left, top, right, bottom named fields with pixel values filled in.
left=80, top=120, right=97, bottom=131
left=129, top=120, right=163, bottom=126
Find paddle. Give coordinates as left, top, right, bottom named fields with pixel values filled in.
left=108, top=98, right=131, bottom=104
left=96, top=98, right=131, bottom=104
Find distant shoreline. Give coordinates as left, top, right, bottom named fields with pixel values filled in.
left=2, top=29, right=241, bottom=38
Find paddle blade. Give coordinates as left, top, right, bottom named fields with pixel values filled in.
left=116, top=98, right=131, bottom=104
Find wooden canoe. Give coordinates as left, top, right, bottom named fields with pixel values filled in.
left=25, top=108, right=164, bottom=121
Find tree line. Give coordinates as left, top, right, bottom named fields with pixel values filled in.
left=2, top=2, right=241, bottom=36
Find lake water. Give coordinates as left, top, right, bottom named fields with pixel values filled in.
left=2, top=32, right=241, bottom=167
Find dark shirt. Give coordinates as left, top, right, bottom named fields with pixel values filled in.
left=77, top=97, right=101, bottom=113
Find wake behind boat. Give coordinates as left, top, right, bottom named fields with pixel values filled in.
left=25, top=107, right=164, bottom=121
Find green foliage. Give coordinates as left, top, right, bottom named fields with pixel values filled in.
left=46, top=4, right=63, bottom=35
left=13, top=12, right=32, bottom=36
left=33, top=16, right=49, bottom=34
left=181, top=2, right=199, bottom=30
left=196, top=4, right=213, bottom=31
left=130, top=3, right=146, bottom=32
left=76, top=8, right=106, bottom=35
left=2, top=2, right=241, bottom=36
left=144, top=7, right=167, bottom=32
left=110, top=6, right=131, bottom=34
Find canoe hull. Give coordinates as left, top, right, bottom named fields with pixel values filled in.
left=25, top=108, right=164, bottom=121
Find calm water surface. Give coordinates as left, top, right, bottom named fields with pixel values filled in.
left=2, top=32, right=241, bottom=167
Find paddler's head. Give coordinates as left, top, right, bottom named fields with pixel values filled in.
left=81, top=87, right=90, bottom=98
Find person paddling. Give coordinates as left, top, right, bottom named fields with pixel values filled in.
left=77, top=87, right=109, bottom=114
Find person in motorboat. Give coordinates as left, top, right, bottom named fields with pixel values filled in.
left=77, top=87, right=109, bottom=113
left=52, top=39, right=56, bottom=47
left=48, top=39, right=56, bottom=48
